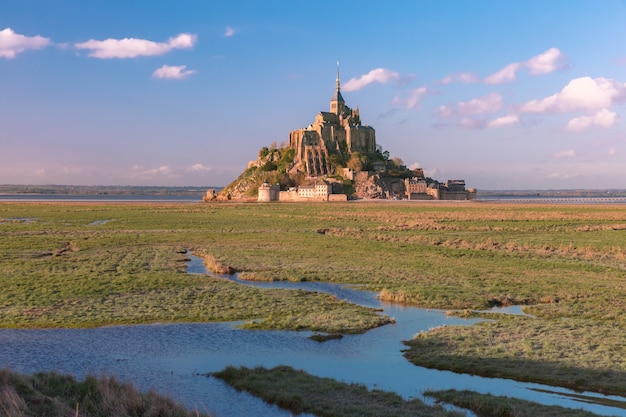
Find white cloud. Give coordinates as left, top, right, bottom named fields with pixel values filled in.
left=131, top=165, right=179, bottom=180
left=343, top=68, right=400, bottom=91
left=147, top=166, right=173, bottom=176
left=439, top=72, right=479, bottom=85
left=553, top=149, right=576, bottom=159
left=566, top=109, right=620, bottom=131
left=521, top=77, right=626, bottom=113
left=0, top=27, right=51, bottom=59
left=188, top=163, right=212, bottom=172
left=484, top=48, right=567, bottom=84
left=75, top=33, right=196, bottom=58
left=458, top=93, right=503, bottom=115
left=547, top=171, right=578, bottom=180
left=436, top=93, right=506, bottom=129
left=525, top=47, right=567, bottom=75
left=224, top=26, right=235, bottom=37
left=609, top=147, right=617, bottom=156
left=407, top=162, right=436, bottom=177
left=438, top=92, right=503, bottom=117
left=392, top=86, right=429, bottom=109
left=487, top=115, right=520, bottom=128
left=484, top=62, right=522, bottom=84
left=152, top=64, right=196, bottom=79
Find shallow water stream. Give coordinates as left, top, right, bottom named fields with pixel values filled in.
left=0, top=253, right=625, bottom=416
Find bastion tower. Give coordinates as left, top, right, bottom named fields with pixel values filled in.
left=289, top=66, right=377, bottom=176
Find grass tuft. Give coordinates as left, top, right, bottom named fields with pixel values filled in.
left=0, top=368, right=212, bottom=417
left=212, top=365, right=462, bottom=417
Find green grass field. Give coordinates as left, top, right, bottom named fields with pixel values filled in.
left=2, top=200, right=626, bottom=397
left=0, top=202, right=389, bottom=333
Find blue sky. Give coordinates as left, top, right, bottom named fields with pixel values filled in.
left=2, top=1, right=626, bottom=189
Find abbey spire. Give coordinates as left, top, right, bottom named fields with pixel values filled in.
left=330, top=61, right=345, bottom=115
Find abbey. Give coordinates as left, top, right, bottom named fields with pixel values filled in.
left=289, top=68, right=376, bottom=176
left=216, top=66, right=476, bottom=201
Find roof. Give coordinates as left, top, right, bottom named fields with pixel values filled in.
left=331, top=89, right=345, bottom=103
left=319, top=112, right=340, bottom=123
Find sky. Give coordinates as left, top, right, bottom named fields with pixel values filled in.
left=2, top=1, right=626, bottom=190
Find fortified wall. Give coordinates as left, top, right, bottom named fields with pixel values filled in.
left=258, top=181, right=347, bottom=202
left=405, top=178, right=476, bottom=200
left=257, top=182, right=280, bottom=202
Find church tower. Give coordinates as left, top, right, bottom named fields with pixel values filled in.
left=330, top=63, right=345, bottom=115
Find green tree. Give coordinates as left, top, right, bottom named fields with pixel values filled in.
left=391, top=157, right=404, bottom=168
left=347, top=152, right=371, bottom=172
left=327, top=152, right=343, bottom=174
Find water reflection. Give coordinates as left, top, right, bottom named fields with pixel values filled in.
left=0, top=254, right=624, bottom=416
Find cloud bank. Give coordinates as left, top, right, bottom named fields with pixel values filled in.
left=487, top=115, right=520, bottom=128
left=75, top=33, right=196, bottom=58
left=566, top=109, right=620, bottom=131
left=188, top=163, right=212, bottom=172
left=484, top=48, right=567, bottom=84
left=439, top=72, right=480, bottom=85
left=438, top=92, right=503, bottom=118
left=484, top=62, right=522, bottom=85
left=520, top=77, right=626, bottom=113
left=343, top=68, right=400, bottom=92
left=392, top=86, right=429, bottom=109
left=152, top=64, right=196, bottom=79
left=0, top=28, right=51, bottom=59
left=526, top=47, right=567, bottom=75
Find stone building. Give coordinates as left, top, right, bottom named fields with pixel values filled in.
left=405, top=177, right=431, bottom=200
left=405, top=177, right=477, bottom=200
left=277, top=181, right=332, bottom=202
left=289, top=67, right=376, bottom=176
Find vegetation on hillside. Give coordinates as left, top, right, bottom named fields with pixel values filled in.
left=218, top=145, right=301, bottom=199
left=217, top=143, right=418, bottom=199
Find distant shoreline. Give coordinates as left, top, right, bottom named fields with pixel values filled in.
left=3, top=195, right=626, bottom=206
left=2, top=184, right=626, bottom=203
left=0, top=194, right=202, bottom=203
left=0, top=184, right=220, bottom=197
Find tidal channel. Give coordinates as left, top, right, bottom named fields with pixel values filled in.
left=0, top=253, right=625, bottom=416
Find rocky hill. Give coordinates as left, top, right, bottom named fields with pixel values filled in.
left=216, top=147, right=303, bottom=200
left=214, top=144, right=423, bottom=201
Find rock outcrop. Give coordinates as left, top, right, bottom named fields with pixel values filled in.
left=218, top=147, right=301, bottom=200
left=353, top=173, right=407, bottom=199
